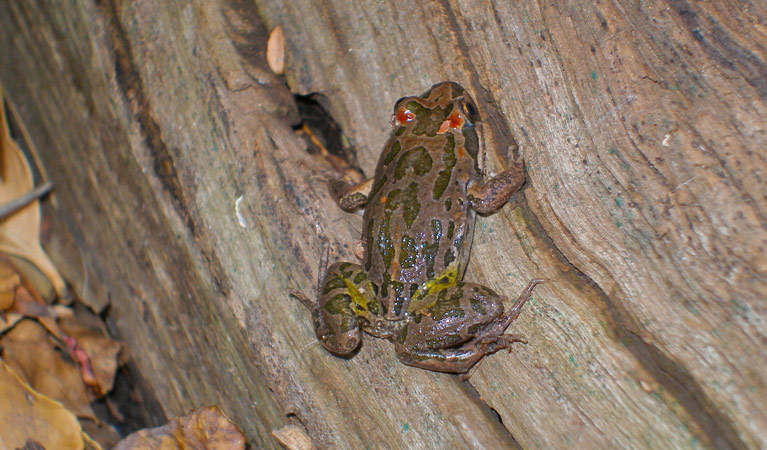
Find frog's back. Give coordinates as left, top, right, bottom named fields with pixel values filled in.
left=362, top=82, right=482, bottom=319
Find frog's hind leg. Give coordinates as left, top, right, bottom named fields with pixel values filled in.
left=394, top=282, right=504, bottom=373
left=395, top=279, right=544, bottom=374
left=474, top=278, right=545, bottom=344
left=290, top=261, right=371, bottom=356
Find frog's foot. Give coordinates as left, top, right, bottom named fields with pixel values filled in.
left=454, top=339, right=507, bottom=381
left=477, top=332, right=527, bottom=356
left=502, top=333, right=528, bottom=350
left=476, top=332, right=528, bottom=352
left=457, top=334, right=528, bottom=381
left=485, top=278, right=546, bottom=336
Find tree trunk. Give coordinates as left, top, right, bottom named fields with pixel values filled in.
left=1, top=1, right=764, bottom=448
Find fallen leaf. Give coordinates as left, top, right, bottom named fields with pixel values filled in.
left=60, top=310, right=123, bottom=396
left=0, top=255, right=20, bottom=311
left=0, top=359, right=84, bottom=449
left=0, top=311, right=23, bottom=334
left=0, top=266, right=109, bottom=396
left=114, top=406, right=246, bottom=449
left=1, top=320, right=96, bottom=420
left=80, top=419, right=121, bottom=449
left=0, top=82, right=65, bottom=295
left=267, top=25, right=285, bottom=75
left=5, top=252, right=57, bottom=304
left=7, top=281, right=67, bottom=346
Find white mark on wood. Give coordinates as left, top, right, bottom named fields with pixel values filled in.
left=672, top=175, right=696, bottom=192
left=301, top=340, right=319, bottom=353
left=236, top=195, right=247, bottom=228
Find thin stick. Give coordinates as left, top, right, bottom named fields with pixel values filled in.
left=0, top=182, right=53, bottom=220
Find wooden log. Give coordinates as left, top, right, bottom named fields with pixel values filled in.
left=0, top=1, right=764, bottom=448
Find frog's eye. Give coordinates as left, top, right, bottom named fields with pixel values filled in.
left=459, top=100, right=479, bottom=124
left=393, top=107, right=415, bottom=125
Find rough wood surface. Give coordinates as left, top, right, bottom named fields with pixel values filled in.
left=1, top=1, right=765, bottom=448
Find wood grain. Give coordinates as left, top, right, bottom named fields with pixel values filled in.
left=0, top=0, right=764, bottom=448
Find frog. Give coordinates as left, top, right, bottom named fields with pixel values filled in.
left=290, top=81, right=544, bottom=375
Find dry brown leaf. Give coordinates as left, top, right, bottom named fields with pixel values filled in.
left=267, top=25, right=285, bottom=75
left=0, top=359, right=84, bottom=449
left=83, top=432, right=107, bottom=450
left=0, top=260, right=109, bottom=396
left=1, top=320, right=96, bottom=420
left=7, top=282, right=64, bottom=343
left=114, top=406, right=246, bottom=450
left=0, top=82, right=65, bottom=295
left=272, top=424, right=316, bottom=450
left=5, top=252, right=57, bottom=304
left=0, top=256, right=20, bottom=311
left=0, top=311, right=23, bottom=334
left=60, top=312, right=122, bottom=396
left=80, top=419, right=121, bottom=449
left=0, top=257, right=50, bottom=333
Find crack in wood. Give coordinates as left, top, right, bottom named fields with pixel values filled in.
left=666, top=0, right=767, bottom=100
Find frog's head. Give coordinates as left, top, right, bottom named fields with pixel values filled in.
left=391, top=82, right=478, bottom=137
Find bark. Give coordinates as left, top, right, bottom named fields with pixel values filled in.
left=0, top=1, right=765, bottom=448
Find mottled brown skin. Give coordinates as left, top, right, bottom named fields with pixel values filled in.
left=291, top=82, right=544, bottom=374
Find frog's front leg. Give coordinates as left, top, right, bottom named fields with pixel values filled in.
left=291, top=262, right=378, bottom=355
left=395, top=279, right=544, bottom=373
left=468, top=155, right=526, bottom=214
left=329, top=177, right=374, bottom=210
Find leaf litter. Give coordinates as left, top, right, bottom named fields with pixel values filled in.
left=0, top=82, right=248, bottom=448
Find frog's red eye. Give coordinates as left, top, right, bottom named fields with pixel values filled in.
left=394, top=108, right=415, bottom=125
left=437, top=110, right=465, bottom=134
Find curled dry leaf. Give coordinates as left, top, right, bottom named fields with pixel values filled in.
left=267, top=25, right=285, bottom=75
left=0, top=359, right=84, bottom=450
left=114, top=406, right=246, bottom=450
left=0, top=256, right=55, bottom=334
left=0, top=252, right=116, bottom=398
left=5, top=252, right=57, bottom=304
left=60, top=312, right=123, bottom=396
left=1, top=320, right=96, bottom=420
left=0, top=82, right=65, bottom=295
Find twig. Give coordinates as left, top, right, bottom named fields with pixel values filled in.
left=0, top=182, right=53, bottom=220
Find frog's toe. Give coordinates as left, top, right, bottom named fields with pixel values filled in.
left=502, top=333, right=528, bottom=351
left=289, top=289, right=310, bottom=307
